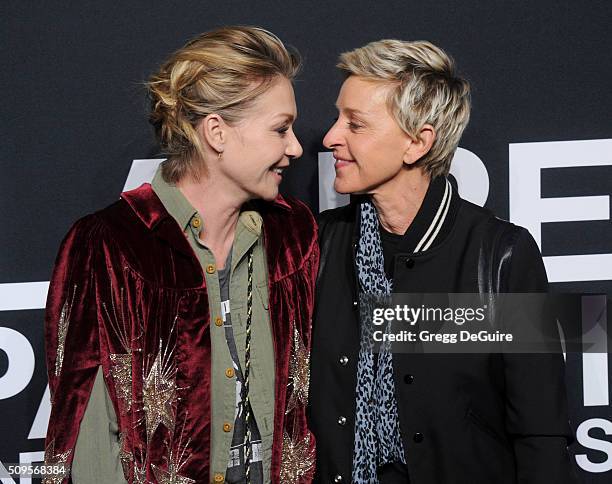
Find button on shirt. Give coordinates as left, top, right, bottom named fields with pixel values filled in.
left=152, top=168, right=275, bottom=483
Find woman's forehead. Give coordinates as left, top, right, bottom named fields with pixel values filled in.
left=245, top=77, right=297, bottom=119
left=337, top=77, right=391, bottom=115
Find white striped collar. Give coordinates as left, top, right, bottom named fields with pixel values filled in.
left=414, top=178, right=453, bottom=253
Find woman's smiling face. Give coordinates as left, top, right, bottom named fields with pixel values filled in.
left=213, top=76, right=303, bottom=202
left=323, top=75, right=414, bottom=195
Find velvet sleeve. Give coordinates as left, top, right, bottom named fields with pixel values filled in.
left=502, top=228, right=578, bottom=483
left=44, top=215, right=104, bottom=483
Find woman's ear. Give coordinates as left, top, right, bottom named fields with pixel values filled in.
left=403, top=124, right=436, bottom=165
left=196, top=113, right=226, bottom=155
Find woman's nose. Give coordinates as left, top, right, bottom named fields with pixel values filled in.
left=323, top=120, right=343, bottom=149
left=287, top=130, right=303, bottom=159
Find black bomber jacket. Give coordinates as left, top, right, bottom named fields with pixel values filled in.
left=309, top=176, right=576, bottom=484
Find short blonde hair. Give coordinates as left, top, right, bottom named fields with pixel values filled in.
left=338, top=40, right=470, bottom=178
left=147, top=26, right=301, bottom=183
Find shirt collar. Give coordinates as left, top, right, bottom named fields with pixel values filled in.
left=151, top=166, right=263, bottom=238
left=151, top=167, right=198, bottom=231
left=238, top=209, right=263, bottom=235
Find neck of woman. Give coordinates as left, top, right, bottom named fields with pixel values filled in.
left=370, top=167, right=431, bottom=235
left=177, top=174, right=246, bottom=270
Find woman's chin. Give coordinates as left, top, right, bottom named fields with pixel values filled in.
left=261, top=187, right=280, bottom=202
left=334, top=178, right=359, bottom=195
left=245, top=183, right=278, bottom=202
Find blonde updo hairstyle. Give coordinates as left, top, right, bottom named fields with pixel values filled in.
left=147, top=26, right=301, bottom=183
left=338, top=40, right=471, bottom=178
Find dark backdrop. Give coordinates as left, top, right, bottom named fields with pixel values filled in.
left=1, top=1, right=611, bottom=481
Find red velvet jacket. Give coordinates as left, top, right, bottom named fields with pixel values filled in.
left=44, top=184, right=318, bottom=484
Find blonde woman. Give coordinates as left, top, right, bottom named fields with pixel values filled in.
left=310, top=40, right=575, bottom=483
left=44, top=27, right=317, bottom=484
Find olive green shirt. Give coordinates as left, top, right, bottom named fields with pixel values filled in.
left=72, top=168, right=275, bottom=483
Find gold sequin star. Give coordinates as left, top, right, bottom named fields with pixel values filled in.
left=151, top=462, right=195, bottom=484
left=143, top=341, right=177, bottom=441
left=279, top=431, right=315, bottom=483
left=42, top=440, right=72, bottom=484
left=110, top=353, right=133, bottom=413
left=285, top=326, right=310, bottom=414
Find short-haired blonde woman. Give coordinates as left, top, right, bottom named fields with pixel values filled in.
left=309, top=40, right=575, bottom=483
left=44, top=26, right=317, bottom=484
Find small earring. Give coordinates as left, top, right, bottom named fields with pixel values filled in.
left=218, top=152, right=223, bottom=160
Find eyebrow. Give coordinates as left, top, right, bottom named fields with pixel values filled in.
left=273, top=113, right=295, bottom=123
left=335, top=105, right=369, bottom=117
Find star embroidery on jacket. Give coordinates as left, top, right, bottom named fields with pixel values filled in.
left=103, top=285, right=139, bottom=414
left=151, top=424, right=194, bottom=484
left=143, top=337, right=177, bottom=441
left=110, top=353, right=133, bottom=413
left=55, top=284, right=77, bottom=377
left=41, top=440, right=71, bottom=484
left=151, top=462, right=195, bottom=484
left=132, top=459, right=147, bottom=484
left=279, top=431, right=315, bottom=483
left=285, top=324, right=310, bottom=414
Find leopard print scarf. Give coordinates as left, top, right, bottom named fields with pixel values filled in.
left=353, top=199, right=406, bottom=483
